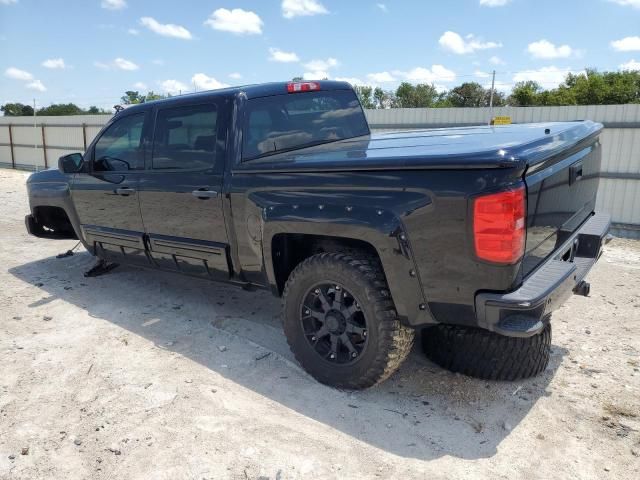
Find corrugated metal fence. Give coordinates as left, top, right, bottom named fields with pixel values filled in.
left=1, top=105, right=639, bottom=235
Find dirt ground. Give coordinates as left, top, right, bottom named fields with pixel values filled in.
left=0, top=168, right=639, bottom=480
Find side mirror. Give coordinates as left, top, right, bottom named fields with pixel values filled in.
left=58, top=153, right=84, bottom=174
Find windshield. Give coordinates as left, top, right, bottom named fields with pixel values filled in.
left=242, top=89, right=369, bottom=161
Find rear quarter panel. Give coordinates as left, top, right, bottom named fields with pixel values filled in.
left=228, top=166, right=525, bottom=327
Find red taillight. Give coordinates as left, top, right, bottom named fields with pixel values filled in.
left=473, top=186, right=526, bottom=264
left=287, top=81, right=321, bottom=93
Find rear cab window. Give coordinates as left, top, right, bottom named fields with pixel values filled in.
left=242, top=89, right=369, bottom=161
left=152, top=104, right=217, bottom=170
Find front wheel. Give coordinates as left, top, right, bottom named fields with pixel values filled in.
left=282, top=253, right=414, bottom=389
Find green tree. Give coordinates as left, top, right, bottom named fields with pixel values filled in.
left=354, top=85, right=375, bottom=109
left=37, top=103, right=84, bottom=116
left=1, top=103, right=34, bottom=116
left=373, top=87, right=395, bottom=109
left=447, top=82, right=487, bottom=107
left=395, top=82, right=438, bottom=108
left=121, top=91, right=144, bottom=105
left=509, top=81, right=543, bottom=106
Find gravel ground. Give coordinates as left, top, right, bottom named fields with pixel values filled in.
left=0, top=168, right=639, bottom=480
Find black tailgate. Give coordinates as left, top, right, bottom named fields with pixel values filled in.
left=522, top=122, right=603, bottom=276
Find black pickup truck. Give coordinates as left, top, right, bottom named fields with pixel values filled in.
left=25, top=81, right=610, bottom=389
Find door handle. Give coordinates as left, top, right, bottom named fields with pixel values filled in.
left=192, top=189, right=219, bottom=199
left=115, top=187, right=136, bottom=196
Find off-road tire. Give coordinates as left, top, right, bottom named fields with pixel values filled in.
left=422, top=323, right=551, bottom=381
left=282, top=253, right=414, bottom=389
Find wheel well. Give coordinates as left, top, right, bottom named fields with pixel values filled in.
left=271, top=233, right=380, bottom=295
left=33, top=206, right=77, bottom=239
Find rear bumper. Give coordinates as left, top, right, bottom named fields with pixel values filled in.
left=475, top=213, right=611, bottom=338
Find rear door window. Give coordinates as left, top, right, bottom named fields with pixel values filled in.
left=152, top=104, right=217, bottom=170
left=242, top=89, right=369, bottom=161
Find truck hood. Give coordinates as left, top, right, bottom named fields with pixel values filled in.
left=26, top=168, right=68, bottom=184
left=236, top=121, right=602, bottom=173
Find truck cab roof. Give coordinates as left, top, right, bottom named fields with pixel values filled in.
left=119, top=80, right=354, bottom=115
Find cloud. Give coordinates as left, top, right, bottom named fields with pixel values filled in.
left=101, top=0, right=126, bottom=10
left=608, top=0, right=640, bottom=8
left=479, top=0, right=511, bottom=6
left=282, top=0, right=328, bottom=18
left=113, top=57, right=139, bottom=70
left=42, top=58, right=65, bottom=69
left=94, top=61, right=110, bottom=70
left=133, top=82, right=148, bottom=90
left=302, top=58, right=338, bottom=80
left=489, top=55, right=506, bottom=65
left=229, top=72, right=243, bottom=80
left=159, top=79, right=188, bottom=95
left=127, top=28, right=139, bottom=35
left=205, top=8, right=263, bottom=35
left=140, top=17, right=192, bottom=40
left=620, top=59, right=640, bottom=70
left=439, top=31, right=502, bottom=54
left=0, top=0, right=18, bottom=5
left=376, top=3, right=388, bottom=12
left=367, top=71, right=396, bottom=83
left=94, top=58, right=139, bottom=71
left=269, top=48, right=299, bottom=63
left=192, top=73, right=229, bottom=91
left=400, top=65, right=457, bottom=83
left=26, top=80, right=46, bottom=92
left=334, top=77, right=367, bottom=86
left=474, top=70, right=491, bottom=78
left=5, top=67, right=33, bottom=81
left=512, top=66, right=579, bottom=88
left=303, top=57, right=339, bottom=71
left=527, top=39, right=573, bottom=59
left=611, top=36, right=640, bottom=52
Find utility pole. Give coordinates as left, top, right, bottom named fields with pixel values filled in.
left=488, top=70, right=496, bottom=126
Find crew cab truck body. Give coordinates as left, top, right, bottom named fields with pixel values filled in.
left=25, top=81, right=610, bottom=388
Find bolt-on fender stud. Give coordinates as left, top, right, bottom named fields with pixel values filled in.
left=311, top=336, right=316, bottom=341
left=315, top=288, right=320, bottom=294
left=335, top=285, right=341, bottom=291
left=419, top=303, right=427, bottom=310
left=399, top=233, right=407, bottom=241
left=351, top=352, right=358, bottom=358
left=409, top=269, right=416, bottom=277
left=330, top=353, right=336, bottom=359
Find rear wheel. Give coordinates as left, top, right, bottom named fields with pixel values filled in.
left=422, top=323, right=551, bottom=381
left=282, top=253, right=414, bottom=389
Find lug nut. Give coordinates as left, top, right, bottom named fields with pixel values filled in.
left=351, top=352, right=357, bottom=358
left=330, top=353, right=335, bottom=359
left=335, top=285, right=341, bottom=291
left=363, top=330, right=367, bottom=337
left=311, top=336, right=316, bottom=341
left=304, top=309, right=310, bottom=315
left=315, top=289, right=320, bottom=294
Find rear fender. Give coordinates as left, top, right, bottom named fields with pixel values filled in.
left=256, top=192, right=435, bottom=326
